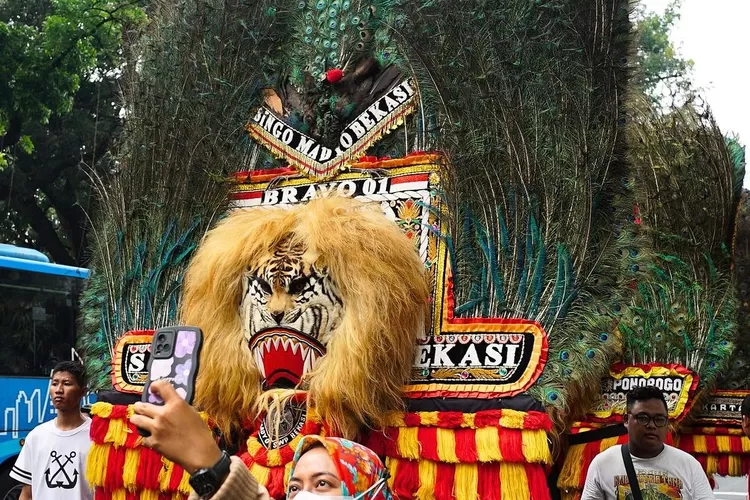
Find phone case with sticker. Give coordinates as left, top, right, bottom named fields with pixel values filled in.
left=141, top=326, right=203, bottom=406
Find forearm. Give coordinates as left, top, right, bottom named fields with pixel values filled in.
left=19, top=485, right=32, bottom=500
left=188, top=457, right=260, bottom=500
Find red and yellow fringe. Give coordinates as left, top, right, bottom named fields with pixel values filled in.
left=674, top=430, right=750, bottom=477
left=89, top=402, right=554, bottom=500
left=240, top=408, right=553, bottom=499
left=367, top=409, right=553, bottom=465
left=386, top=458, right=550, bottom=500
left=369, top=409, right=553, bottom=500
left=87, top=403, right=197, bottom=500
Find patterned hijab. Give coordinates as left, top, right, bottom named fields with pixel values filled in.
left=288, top=435, right=392, bottom=499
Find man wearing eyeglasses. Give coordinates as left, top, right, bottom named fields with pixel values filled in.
left=581, top=386, right=714, bottom=499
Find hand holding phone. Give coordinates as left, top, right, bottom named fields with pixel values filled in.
left=132, top=379, right=221, bottom=474
left=138, top=326, right=202, bottom=436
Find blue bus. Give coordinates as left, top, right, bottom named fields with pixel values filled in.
left=0, top=244, right=92, bottom=500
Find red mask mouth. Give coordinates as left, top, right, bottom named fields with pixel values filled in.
left=249, top=328, right=325, bottom=389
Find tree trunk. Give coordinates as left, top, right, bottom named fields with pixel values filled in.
left=9, top=189, right=75, bottom=266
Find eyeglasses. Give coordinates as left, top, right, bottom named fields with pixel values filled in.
left=628, top=413, right=668, bottom=428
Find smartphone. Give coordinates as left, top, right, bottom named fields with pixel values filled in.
left=138, top=326, right=202, bottom=437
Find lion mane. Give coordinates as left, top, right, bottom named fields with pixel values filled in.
left=180, top=196, right=430, bottom=439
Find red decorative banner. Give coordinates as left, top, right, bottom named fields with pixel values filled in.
left=111, top=331, right=154, bottom=394
left=587, top=363, right=698, bottom=423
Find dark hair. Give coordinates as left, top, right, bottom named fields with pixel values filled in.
left=742, top=394, right=750, bottom=417
left=626, top=386, right=667, bottom=413
left=52, top=361, right=86, bottom=388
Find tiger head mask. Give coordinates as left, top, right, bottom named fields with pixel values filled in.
left=240, top=235, right=341, bottom=390
left=181, top=196, right=430, bottom=438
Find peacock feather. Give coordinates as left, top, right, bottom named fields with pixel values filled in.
left=617, top=96, right=742, bottom=394
left=720, top=140, right=749, bottom=390
left=386, top=0, right=634, bottom=425
left=286, top=0, right=404, bottom=85
left=261, top=0, right=408, bottom=144
left=78, top=0, right=287, bottom=390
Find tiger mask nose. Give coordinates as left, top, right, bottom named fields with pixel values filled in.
left=267, top=290, right=293, bottom=322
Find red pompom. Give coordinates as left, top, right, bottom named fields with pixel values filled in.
left=326, top=68, right=344, bottom=83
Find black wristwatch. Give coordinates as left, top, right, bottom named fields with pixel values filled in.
left=189, top=450, right=231, bottom=499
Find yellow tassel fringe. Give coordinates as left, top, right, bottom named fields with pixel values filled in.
left=397, top=427, right=421, bottom=460
left=87, top=443, right=109, bottom=487
left=454, top=463, right=478, bottom=500
left=499, top=462, right=529, bottom=500
left=436, top=428, right=459, bottom=463
left=475, top=427, right=502, bottom=462
left=522, top=430, right=552, bottom=464
left=416, top=460, right=437, bottom=500
left=123, top=449, right=140, bottom=487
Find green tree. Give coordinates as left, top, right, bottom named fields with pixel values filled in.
left=633, top=0, right=695, bottom=103
left=0, top=0, right=145, bottom=265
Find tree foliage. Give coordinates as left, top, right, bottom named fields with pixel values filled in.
left=633, top=0, right=695, bottom=104
left=0, top=0, right=145, bottom=264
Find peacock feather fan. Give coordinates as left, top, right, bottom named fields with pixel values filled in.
left=618, top=96, right=742, bottom=395
left=386, top=0, right=634, bottom=426
left=720, top=140, right=749, bottom=390
left=78, top=0, right=288, bottom=390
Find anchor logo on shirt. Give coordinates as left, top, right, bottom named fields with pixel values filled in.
left=44, top=451, right=79, bottom=489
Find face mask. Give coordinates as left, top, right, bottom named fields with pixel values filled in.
left=355, top=478, right=386, bottom=500
left=290, top=478, right=387, bottom=500
left=292, top=493, right=338, bottom=500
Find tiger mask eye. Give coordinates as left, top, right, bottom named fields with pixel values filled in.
left=254, top=276, right=272, bottom=294
left=288, top=276, right=310, bottom=296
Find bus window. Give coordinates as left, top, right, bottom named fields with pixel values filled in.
left=0, top=246, right=92, bottom=499
left=0, top=268, right=83, bottom=377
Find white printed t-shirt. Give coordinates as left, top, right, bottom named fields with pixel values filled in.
left=10, top=417, right=93, bottom=500
left=580, top=444, right=715, bottom=500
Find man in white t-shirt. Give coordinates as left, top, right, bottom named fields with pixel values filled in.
left=581, top=386, right=714, bottom=500
left=11, top=360, right=93, bottom=500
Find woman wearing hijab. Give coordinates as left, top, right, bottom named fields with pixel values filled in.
left=131, top=380, right=392, bottom=500
left=286, top=435, right=390, bottom=500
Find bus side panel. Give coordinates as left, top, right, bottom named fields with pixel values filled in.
left=0, top=376, right=97, bottom=464
left=0, top=377, right=55, bottom=464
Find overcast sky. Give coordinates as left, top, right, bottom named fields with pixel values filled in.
left=640, top=0, right=750, bottom=185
